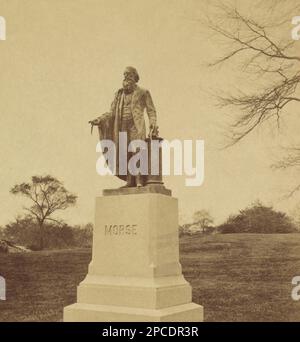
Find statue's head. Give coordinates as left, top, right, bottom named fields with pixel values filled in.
left=123, top=66, right=139, bottom=93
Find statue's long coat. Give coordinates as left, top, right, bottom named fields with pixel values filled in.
left=97, top=86, right=157, bottom=180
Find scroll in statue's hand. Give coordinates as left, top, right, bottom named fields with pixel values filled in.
left=88, top=117, right=101, bottom=135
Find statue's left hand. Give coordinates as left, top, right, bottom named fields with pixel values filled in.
left=149, top=124, right=159, bottom=138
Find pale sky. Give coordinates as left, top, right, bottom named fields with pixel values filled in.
left=0, top=0, right=299, bottom=226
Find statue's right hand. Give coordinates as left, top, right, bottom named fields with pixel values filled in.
left=89, top=117, right=101, bottom=126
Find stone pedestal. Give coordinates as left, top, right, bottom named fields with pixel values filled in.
left=64, top=187, right=203, bottom=322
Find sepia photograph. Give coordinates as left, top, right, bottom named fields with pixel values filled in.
left=0, top=0, right=300, bottom=331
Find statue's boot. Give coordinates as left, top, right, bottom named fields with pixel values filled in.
left=120, top=173, right=135, bottom=188
left=136, top=174, right=143, bottom=187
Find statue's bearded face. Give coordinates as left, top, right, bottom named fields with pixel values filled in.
left=123, top=70, right=136, bottom=93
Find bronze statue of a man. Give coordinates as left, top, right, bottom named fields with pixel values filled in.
left=90, top=67, right=157, bottom=187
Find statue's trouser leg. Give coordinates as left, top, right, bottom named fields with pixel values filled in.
left=126, top=152, right=135, bottom=187
left=120, top=119, right=133, bottom=187
left=127, top=121, right=143, bottom=187
left=135, top=154, right=143, bottom=187
left=121, top=117, right=144, bottom=187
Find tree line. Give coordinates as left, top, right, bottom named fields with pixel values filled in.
left=0, top=175, right=92, bottom=252
left=180, top=201, right=298, bottom=235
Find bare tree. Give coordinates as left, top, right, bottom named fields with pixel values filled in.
left=193, top=210, right=214, bottom=233
left=10, top=175, right=77, bottom=250
left=272, top=145, right=300, bottom=196
left=205, top=0, right=300, bottom=193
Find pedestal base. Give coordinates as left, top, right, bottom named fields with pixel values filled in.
left=64, top=302, right=203, bottom=322
left=64, top=191, right=203, bottom=322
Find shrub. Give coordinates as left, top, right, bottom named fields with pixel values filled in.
left=1, top=216, right=93, bottom=250
left=218, top=202, right=297, bottom=234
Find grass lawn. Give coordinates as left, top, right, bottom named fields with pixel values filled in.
left=0, top=233, right=300, bottom=322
